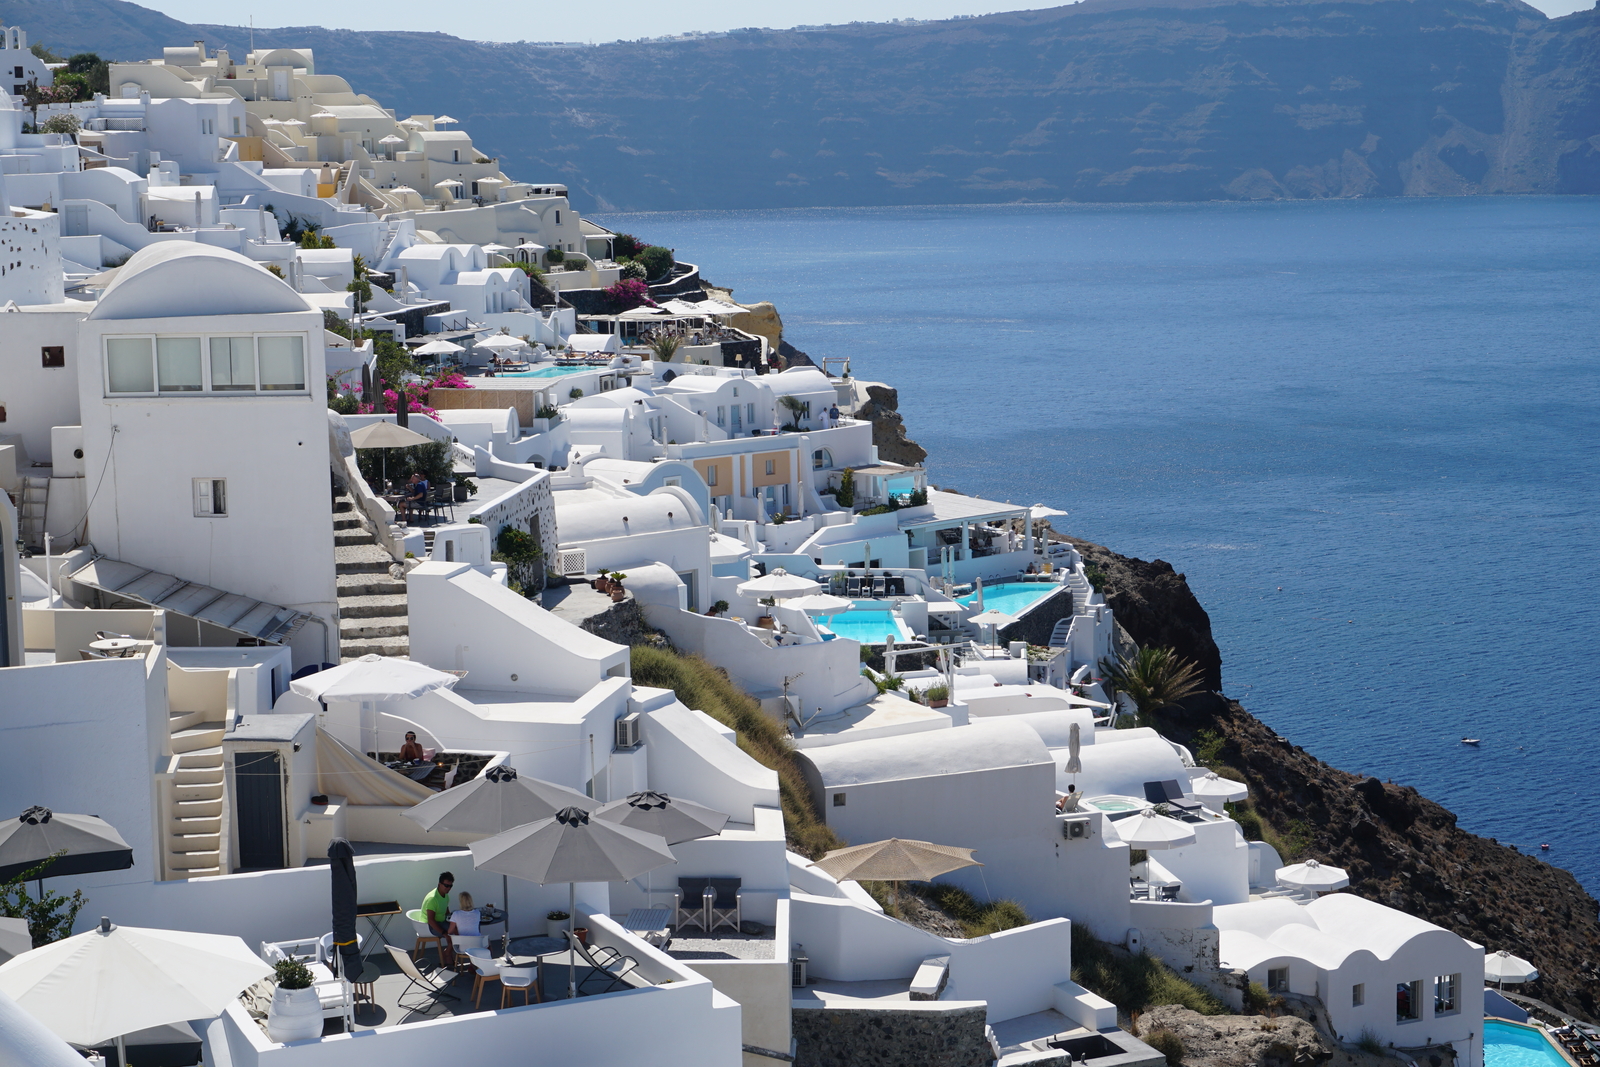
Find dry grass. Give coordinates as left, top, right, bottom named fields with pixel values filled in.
left=629, top=645, right=842, bottom=858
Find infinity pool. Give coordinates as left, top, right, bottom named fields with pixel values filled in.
left=501, top=365, right=594, bottom=378
left=1485, top=1020, right=1569, bottom=1067
left=822, top=610, right=912, bottom=645
left=957, top=581, right=1062, bottom=616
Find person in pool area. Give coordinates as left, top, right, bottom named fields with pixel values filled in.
left=421, top=872, right=456, bottom=970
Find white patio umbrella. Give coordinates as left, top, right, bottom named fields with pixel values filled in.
left=471, top=808, right=675, bottom=998
left=378, top=133, right=405, bottom=158
left=278, top=118, right=306, bottom=128
left=1274, top=858, right=1350, bottom=893
left=1113, top=809, right=1198, bottom=850
left=785, top=593, right=853, bottom=615
left=737, top=568, right=821, bottom=601
left=0, top=917, right=269, bottom=1065
left=1485, top=949, right=1538, bottom=987
left=347, top=421, right=434, bottom=494
left=414, top=339, right=465, bottom=357
left=294, top=654, right=459, bottom=703
left=1064, top=721, right=1082, bottom=775
left=476, top=334, right=529, bottom=352
left=969, top=608, right=1018, bottom=646
left=433, top=179, right=462, bottom=197
left=404, top=765, right=594, bottom=953
left=476, top=176, right=505, bottom=186
left=1190, top=771, right=1249, bottom=804
left=433, top=115, right=458, bottom=124
left=1030, top=504, right=1069, bottom=521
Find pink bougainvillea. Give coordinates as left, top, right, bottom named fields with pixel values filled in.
left=604, top=278, right=656, bottom=312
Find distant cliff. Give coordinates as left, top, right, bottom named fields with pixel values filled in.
left=7, top=0, right=1600, bottom=211
left=1069, top=536, right=1600, bottom=1023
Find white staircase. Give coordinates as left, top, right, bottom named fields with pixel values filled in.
left=17, top=476, right=48, bottom=549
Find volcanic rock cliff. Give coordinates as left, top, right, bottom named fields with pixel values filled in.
left=1067, top=537, right=1600, bottom=1022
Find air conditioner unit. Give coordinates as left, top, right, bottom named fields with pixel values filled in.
left=792, top=946, right=809, bottom=987
left=1061, top=816, right=1090, bottom=841
left=614, top=712, right=641, bottom=751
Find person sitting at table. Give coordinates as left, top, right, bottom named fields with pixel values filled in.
left=400, top=731, right=426, bottom=762
left=422, top=872, right=457, bottom=970
left=402, top=472, right=429, bottom=518
left=449, top=891, right=481, bottom=938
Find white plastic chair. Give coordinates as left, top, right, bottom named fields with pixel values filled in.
left=318, top=931, right=364, bottom=966
left=464, top=947, right=502, bottom=1008
left=499, top=964, right=539, bottom=1007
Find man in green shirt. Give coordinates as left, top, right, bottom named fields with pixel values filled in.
left=421, top=872, right=456, bottom=970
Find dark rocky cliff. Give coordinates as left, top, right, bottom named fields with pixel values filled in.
left=1070, top=536, right=1600, bottom=1021
left=10, top=0, right=1600, bottom=210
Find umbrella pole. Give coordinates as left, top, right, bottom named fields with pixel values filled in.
left=116, top=1033, right=126, bottom=1067
left=502, top=873, right=511, bottom=958
left=569, top=882, right=577, bottom=1000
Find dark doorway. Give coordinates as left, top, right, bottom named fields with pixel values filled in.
left=235, top=751, right=285, bottom=870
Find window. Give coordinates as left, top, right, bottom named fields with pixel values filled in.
left=41, top=346, right=64, bottom=368
left=705, top=465, right=718, bottom=487
left=1352, top=983, right=1364, bottom=1007
left=663, top=477, right=681, bottom=488
left=746, top=402, right=754, bottom=424
left=1434, top=973, right=1459, bottom=1015
left=812, top=448, right=833, bottom=470
left=715, top=406, right=726, bottom=428
left=232, top=116, right=240, bottom=135
left=257, top=336, right=305, bottom=391
left=209, top=336, right=255, bottom=391
left=1267, top=967, right=1288, bottom=994
left=12, top=66, right=21, bottom=79
left=833, top=792, right=846, bottom=807
left=106, top=337, right=155, bottom=393
left=193, top=478, right=227, bottom=517
left=765, top=459, right=775, bottom=476
left=157, top=337, right=203, bottom=392
left=1397, top=980, right=1422, bottom=1022
left=452, top=149, right=459, bottom=162
left=555, top=210, right=561, bottom=225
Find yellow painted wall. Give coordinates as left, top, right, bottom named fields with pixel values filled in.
left=752, top=450, right=791, bottom=487
left=695, top=457, right=734, bottom=492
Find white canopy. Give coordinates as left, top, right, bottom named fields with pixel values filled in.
left=378, top=134, right=406, bottom=144
left=785, top=593, right=854, bottom=615
left=476, top=334, right=528, bottom=351
left=1484, top=950, right=1538, bottom=985
left=433, top=115, right=458, bottom=124
left=290, top=654, right=460, bottom=703
left=566, top=333, right=621, bottom=353
left=414, top=339, right=465, bottom=356
left=1112, top=809, right=1197, bottom=850
left=1274, top=859, right=1350, bottom=892
left=1030, top=504, right=1069, bottom=520
left=1190, top=770, right=1249, bottom=803
left=738, top=569, right=821, bottom=599
left=0, top=919, right=269, bottom=1049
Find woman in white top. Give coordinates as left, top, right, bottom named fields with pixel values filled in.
left=448, top=891, right=481, bottom=937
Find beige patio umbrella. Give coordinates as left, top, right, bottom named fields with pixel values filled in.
left=969, top=608, right=1018, bottom=646
left=348, top=420, right=434, bottom=494
left=811, top=838, right=981, bottom=909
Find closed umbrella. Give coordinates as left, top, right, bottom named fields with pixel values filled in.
left=404, top=765, right=595, bottom=953
left=974, top=575, right=984, bottom=612
left=0, top=807, right=133, bottom=892
left=327, top=839, right=359, bottom=1029
left=471, top=807, right=675, bottom=999
left=1112, top=809, right=1197, bottom=850
left=1274, top=859, right=1350, bottom=893
left=1485, top=950, right=1538, bottom=987
left=0, top=917, right=269, bottom=1066
left=785, top=593, right=853, bottom=615
left=1065, top=721, right=1082, bottom=776
left=737, top=568, right=821, bottom=601
left=1191, top=771, right=1249, bottom=804
left=810, top=838, right=981, bottom=910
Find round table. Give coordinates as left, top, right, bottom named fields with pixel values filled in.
left=351, top=961, right=381, bottom=1003
left=89, top=638, right=141, bottom=657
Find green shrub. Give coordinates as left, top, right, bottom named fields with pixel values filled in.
left=924, top=684, right=949, bottom=703
left=1244, top=981, right=1270, bottom=1013
left=1085, top=564, right=1108, bottom=592
left=1071, top=932, right=1227, bottom=1016
left=1355, top=1029, right=1384, bottom=1054
left=1193, top=729, right=1224, bottom=765
left=536, top=405, right=560, bottom=420
left=0, top=853, right=86, bottom=947
left=273, top=958, right=315, bottom=990
left=874, top=674, right=904, bottom=693
left=912, top=883, right=1031, bottom=938
left=635, top=245, right=674, bottom=281
left=569, top=387, right=583, bottom=399
left=1145, top=1029, right=1185, bottom=1067
left=620, top=261, right=647, bottom=282
left=835, top=468, right=855, bottom=507
left=545, top=248, right=565, bottom=264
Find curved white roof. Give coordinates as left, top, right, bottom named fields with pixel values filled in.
left=564, top=407, right=628, bottom=430
left=766, top=366, right=833, bottom=395
left=1004, top=708, right=1098, bottom=748
left=89, top=243, right=312, bottom=321
left=1303, top=894, right=1455, bottom=958
left=556, top=492, right=702, bottom=543
left=799, top=718, right=1051, bottom=788
left=1062, top=733, right=1186, bottom=798
left=1216, top=893, right=1459, bottom=973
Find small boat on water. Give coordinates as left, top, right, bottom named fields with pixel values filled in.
left=1461, top=738, right=1481, bottom=746
left=1540, top=843, right=1551, bottom=851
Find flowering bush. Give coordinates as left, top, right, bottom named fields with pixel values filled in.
left=429, top=371, right=473, bottom=390
left=604, top=278, right=655, bottom=312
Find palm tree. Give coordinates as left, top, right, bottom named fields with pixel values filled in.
left=1100, top=647, right=1205, bottom=725
left=647, top=334, right=682, bottom=363
left=778, top=394, right=807, bottom=430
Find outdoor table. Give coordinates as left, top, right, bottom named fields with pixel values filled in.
left=351, top=961, right=381, bottom=1002
left=623, top=908, right=672, bottom=947
left=89, top=638, right=141, bottom=657
left=355, top=901, right=401, bottom=960
left=479, top=906, right=506, bottom=927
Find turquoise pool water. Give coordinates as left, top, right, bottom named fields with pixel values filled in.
left=501, top=365, right=593, bottom=378
left=957, top=581, right=1062, bottom=616
left=823, top=610, right=911, bottom=645
left=1485, top=1020, right=1568, bottom=1067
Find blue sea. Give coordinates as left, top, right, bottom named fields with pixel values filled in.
left=598, top=198, right=1600, bottom=895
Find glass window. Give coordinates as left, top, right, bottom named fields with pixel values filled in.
left=257, top=335, right=305, bottom=391
left=765, top=459, right=775, bottom=476
left=715, top=406, right=726, bottom=427
left=1267, top=967, right=1288, bottom=994
left=156, top=337, right=203, bottom=392
left=704, top=465, right=717, bottom=487
left=209, top=336, right=255, bottom=391
left=1434, top=974, right=1458, bottom=1015
left=106, top=337, right=154, bottom=393
left=1397, top=980, right=1421, bottom=1022
left=1352, top=983, right=1364, bottom=1007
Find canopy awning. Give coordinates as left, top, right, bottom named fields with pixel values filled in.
left=65, top=557, right=310, bottom=643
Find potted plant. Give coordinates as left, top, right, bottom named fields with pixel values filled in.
left=925, top=684, right=950, bottom=709
left=266, top=958, right=322, bottom=1042
left=453, top=477, right=478, bottom=503
left=545, top=909, right=569, bottom=937
left=707, top=599, right=729, bottom=617
left=608, top=572, right=628, bottom=602
left=594, top=575, right=612, bottom=594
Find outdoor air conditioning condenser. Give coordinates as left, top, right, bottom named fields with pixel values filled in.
left=614, top=712, right=642, bottom=751
left=1062, top=817, right=1090, bottom=841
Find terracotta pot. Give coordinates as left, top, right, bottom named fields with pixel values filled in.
left=610, top=590, right=625, bottom=602
left=929, top=699, right=949, bottom=709
left=572, top=927, right=589, bottom=947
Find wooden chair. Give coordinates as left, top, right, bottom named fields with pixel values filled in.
left=500, top=964, right=539, bottom=1007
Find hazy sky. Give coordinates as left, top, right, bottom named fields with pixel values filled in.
left=153, top=0, right=1600, bottom=42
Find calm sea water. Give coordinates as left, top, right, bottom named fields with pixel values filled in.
left=599, top=199, right=1600, bottom=895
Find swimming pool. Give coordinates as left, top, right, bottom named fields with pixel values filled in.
left=1484, top=1020, right=1569, bottom=1067
left=822, top=610, right=913, bottom=645
left=957, top=581, right=1063, bottom=616
left=500, top=365, right=593, bottom=378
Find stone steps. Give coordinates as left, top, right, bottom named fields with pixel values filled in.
left=337, top=573, right=408, bottom=597
left=340, top=634, right=410, bottom=659
left=339, top=593, right=409, bottom=619
left=335, top=544, right=394, bottom=575
left=333, top=492, right=409, bottom=660
left=339, top=616, right=409, bottom=640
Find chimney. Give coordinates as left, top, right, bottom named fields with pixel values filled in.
left=194, top=40, right=206, bottom=59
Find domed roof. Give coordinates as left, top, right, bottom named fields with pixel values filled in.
left=89, top=243, right=312, bottom=321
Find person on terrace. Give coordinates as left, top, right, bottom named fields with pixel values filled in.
left=422, top=872, right=457, bottom=969
left=449, top=891, right=481, bottom=939
left=403, top=471, right=430, bottom=519
left=400, top=731, right=425, bottom=762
